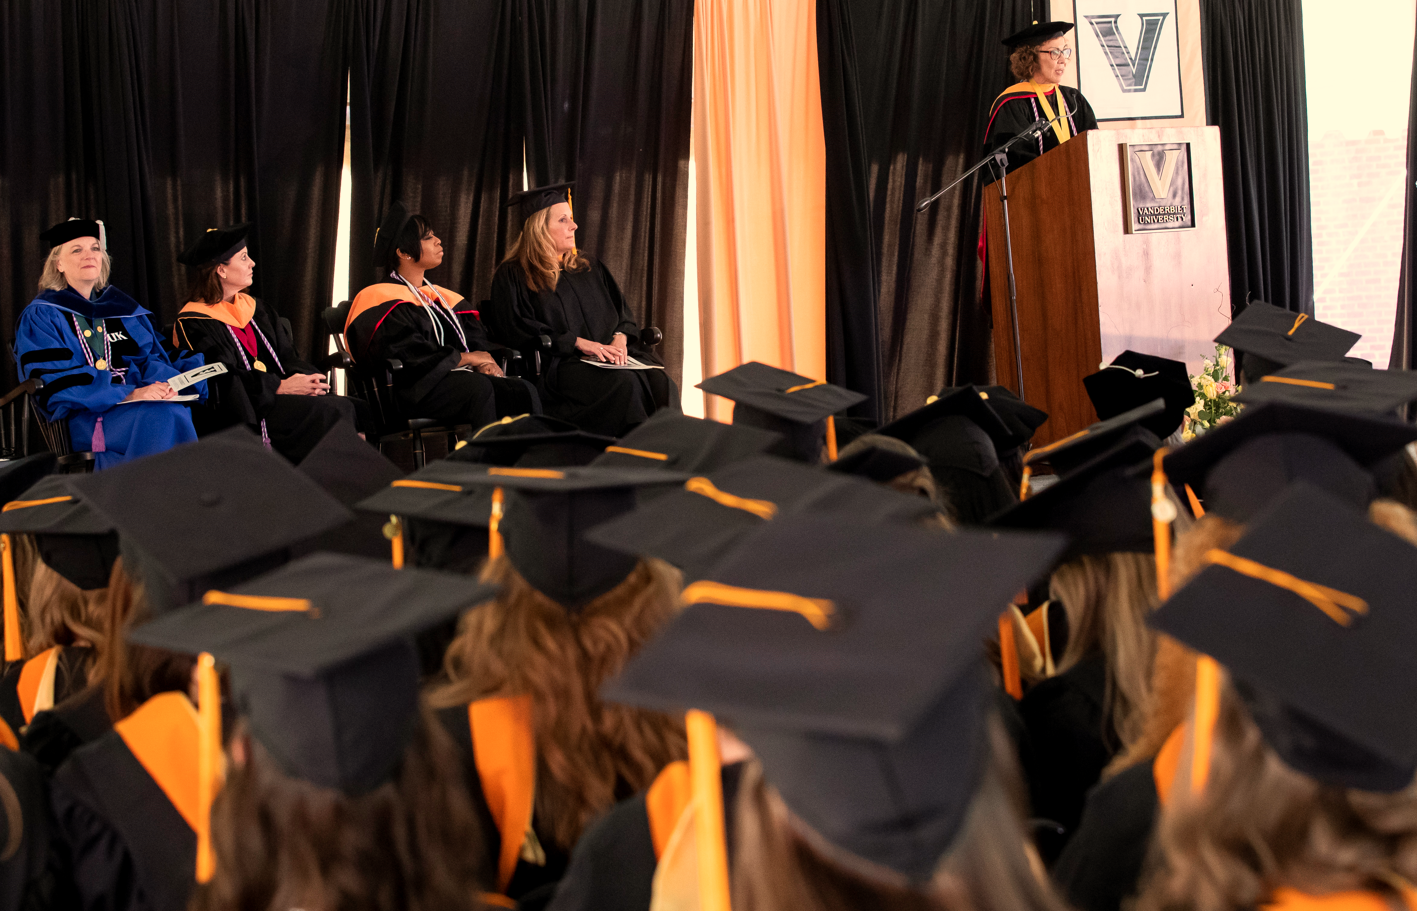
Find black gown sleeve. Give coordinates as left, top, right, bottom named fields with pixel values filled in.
left=1050, top=761, right=1159, bottom=911
left=1016, top=654, right=1116, bottom=838
left=592, top=261, right=641, bottom=341
left=984, top=94, right=1046, bottom=177
left=544, top=795, right=657, bottom=911
left=0, top=748, right=73, bottom=911
left=488, top=264, right=579, bottom=357
left=48, top=771, right=147, bottom=911
left=173, top=315, right=281, bottom=421
left=1064, top=86, right=1099, bottom=133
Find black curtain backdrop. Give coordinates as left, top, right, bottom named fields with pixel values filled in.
left=346, top=0, right=526, bottom=312
left=1392, top=25, right=1417, bottom=373
left=817, top=0, right=1034, bottom=421
left=0, top=0, right=347, bottom=382
left=518, top=0, right=693, bottom=386
left=1200, top=0, right=1314, bottom=317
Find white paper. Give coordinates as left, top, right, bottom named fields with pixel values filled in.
left=117, top=395, right=200, bottom=405
left=166, top=362, right=228, bottom=392
left=578, top=356, right=663, bottom=371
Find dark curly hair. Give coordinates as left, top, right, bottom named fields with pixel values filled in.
left=1010, top=44, right=1042, bottom=81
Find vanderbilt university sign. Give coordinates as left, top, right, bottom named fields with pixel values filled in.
left=1073, top=0, right=1184, bottom=120
left=1124, top=142, right=1195, bottom=233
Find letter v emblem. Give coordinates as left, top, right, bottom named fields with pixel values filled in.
left=1084, top=13, right=1170, bottom=93
left=1135, top=149, right=1181, bottom=199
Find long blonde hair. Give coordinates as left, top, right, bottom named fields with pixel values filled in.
left=730, top=718, right=1072, bottom=911
left=503, top=207, right=588, bottom=293
left=38, top=244, right=112, bottom=293
left=429, top=555, right=687, bottom=849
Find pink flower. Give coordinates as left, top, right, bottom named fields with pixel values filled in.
left=1216, top=381, right=1232, bottom=394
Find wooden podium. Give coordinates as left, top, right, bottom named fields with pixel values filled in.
left=983, top=126, right=1231, bottom=447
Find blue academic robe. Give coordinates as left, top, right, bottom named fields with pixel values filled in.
left=15, top=286, right=206, bottom=469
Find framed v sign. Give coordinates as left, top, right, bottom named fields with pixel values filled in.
left=1073, top=0, right=1183, bottom=121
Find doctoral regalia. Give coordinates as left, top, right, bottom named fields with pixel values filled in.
left=15, top=286, right=204, bottom=469
left=488, top=257, right=679, bottom=437
left=345, top=280, right=540, bottom=427
left=173, top=292, right=362, bottom=461
left=983, top=82, right=1098, bottom=177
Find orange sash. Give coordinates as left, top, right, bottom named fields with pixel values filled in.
left=469, top=695, right=536, bottom=895
left=114, top=692, right=202, bottom=832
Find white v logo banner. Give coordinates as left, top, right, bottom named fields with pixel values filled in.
left=1084, top=12, right=1170, bottom=93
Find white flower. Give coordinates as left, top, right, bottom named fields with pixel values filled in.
left=1217, top=353, right=1229, bottom=369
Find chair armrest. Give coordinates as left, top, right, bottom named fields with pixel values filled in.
left=639, top=327, right=663, bottom=347
left=0, top=379, right=41, bottom=410
left=537, top=334, right=553, bottom=351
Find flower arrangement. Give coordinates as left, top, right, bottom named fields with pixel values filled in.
left=1182, top=344, right=1242, bottom=441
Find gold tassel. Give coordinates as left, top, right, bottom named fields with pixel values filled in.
left=384, top=516, right=404, bottom=569
left=825, top=415, right=838, bottom=461
left=1151, top=449, right=1175, bottom=600
left=999, top=614, right=1023, bottom=699
left=1018, top=465, right=1032, bottom=501
left=488, top=488, right=505, bottom=559
left=196, top=653, right=223, bottom=883
left=1191, top=655, right=1221, bottom=795
left=2, top=535, right=21, bottom=663
left=687, top=710, right=732, bottom=911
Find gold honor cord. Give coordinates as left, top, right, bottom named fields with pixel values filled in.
left=487, top=467, right=566, bottom=479
left=391, top=479, right=464, bottom=492
left=682, top=478, right=778, bottom=520
left=202, top=591, right=318, bottom=615
left=1287, top=313, right=1309, bottom=336
left=603, top=445, right=670, bottom=461
left=1203, top=549, right=1368, bottom=626
left=2, top=495, right=74, bottom=512
left=681, top=581, right=836, bottom=631
left=1260, top=376, right=1336, bottom=390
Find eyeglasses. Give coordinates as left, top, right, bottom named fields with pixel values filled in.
left=1038, top=47, right=1073, bottom=61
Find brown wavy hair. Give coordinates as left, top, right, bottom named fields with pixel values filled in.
left=730, top=718, right=1072, bottom=911
left=1135, top=674, right=1417, bottom=911
left=93, top=558, right=195, bottom=721
left=23, top=549, right=105, bottom=658
left=1009, top=45, right=1043, bottom=81
left=502, top=206, right=589, bottom=293
left=430, top=556, right=688, bottom=849
left=190, top=708, right=484, bottom=911
left=184, top=262, right=226, bottom=306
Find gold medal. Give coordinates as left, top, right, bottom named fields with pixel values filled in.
left=253, top=360, right=267, bottom=372
left=95, top=359, right=107, bottom=371
left=83, top=329, right=92, bottom=338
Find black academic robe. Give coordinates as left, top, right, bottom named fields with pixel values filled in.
left=345, top=283, right=540, bottom=428
left=1017, top=653, right=1116, bottom=840
left=983, top=83, right=1099, bottom=177
left=487, top=258, right=679, bottom=437
left=1051, top=760, right=1159, bottom=911
left=172, top=295, right=364, bottom=462
left=0, top=747, right=74, bottom=911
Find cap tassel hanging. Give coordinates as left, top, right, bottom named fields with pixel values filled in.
left=1018, top=465, right=1033, bottom=501
left=1151, top=449, right=1176, bottom=600
left=825, top=416, right=838, bottom=461
left=195, top=652, right=223, bottom=883
left=385, top=516, right=404, bottom=570
left=1190, top=655, right=1221, bottom=795
left=998, top=613, right=1023, bottom=699
left=686, top=710, right=732, bottom=911
left=488, top=488, right=505, bottom=559
left=1, top=535, right=20, bottom=663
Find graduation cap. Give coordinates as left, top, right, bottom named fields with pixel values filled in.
left=295, top=422, right=405, bottom=561
left=585, top=455, right=941, bottom=581
left=1084, top=351, right=1196, bottom=439
left=129, top=552, right=499, bottom=795
left=590, top=411, right=784, bottom=474
left=1024, top=399, right=1165, bottom=476
left=0, top=454, right=58, bottom=507
left=422, top=465, right=689, bottom=607
left=947, top=385, right=1049, bottom=450
left=372, top=200, right=413, bottom=273
left=1150, top=483, right=1417, bottom=791
left=177, top=224, right=251, bottom=267
left=448, top=414, right=614, bottom=468
left=354, top=460, right=497, bottom=574
left=1161, top=401, right=1417, bottom=522
left=697, top=362, right=866, bottom=462
left=70, top=429, right=355, bottom=616
left=1215, top=301, right=1360, bottom=380
left=879, top=386, right=1016, bottom=460
left=605, top=513, right=1068, bottom=880
left=1233, top=362, right=1417, bottom=416
left=1002, top=20, right=1074, bottom=48
left=39, top=218, right=104, bottom=250
left=505, top=181, right=575, bottom=225
left=828, top=444, right=927, bottom=484
left=991, top=438, right=1157, bottom=558
left=0, top=475, right=117, bottom=591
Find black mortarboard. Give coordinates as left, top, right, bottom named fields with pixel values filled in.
left=1233, top=362, right=1417, bottom=416
left=1215, top=301, right=1360, bottom=380
left=879, top=387, right=1016, bottom=459
left=585, top=455, right=941, bottom=581
left=697, top=362, right=866, bottom=462
left=0, top=475, right=117, bottom=590
left=605, top=514, right=1067, bottom=879
left=176, top=224, right=251, bottom=267
left=1024, top=400, right=1165, bottom=476
left=828, top=445, right=927, bottom=484
left=1002, top=20, right=1074, bottom=48
left=991, top=438, right=1156, bottom=557
left=71, top=429, right=355, bottom=615
left=354, top=461, right=497, bottom=574
left=128, top=552, right=499, bottom=793
left=39, top=219, right=103, bottom=250
left=448, top=414, right=614, bottom=468
left=1151, top=483, right=1417, bottom=791
left=945, top=386, right=1049, bottom=450
left=427, top=466, right=688, bottom=607
left=295, top=422, right=405, bottom=560
left=1161, top=401, right=1417, bottom=522
left=372, top=201, right=412, bottom=273
left=0, top=455, right=57, bottom=507
left=505, top=182, right=575, bottom=225
left=591, top=412, right=783, bottom=474
left=1084, top=351, right=1196, bottom=439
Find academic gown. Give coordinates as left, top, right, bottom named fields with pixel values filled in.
left=0, top=746, right=74, bottom=910
left=20, top=684, right=112, bottom=776
left=346, top=282, right=540, bottom=429
left=172, top=293, right=366, bottom=462
left=1051, top=760, right=1159, bottom=911
left=487, top=258, right=679, bottom=437
left=15, top=287, right=205, bottom=469
left=983, top=82, right=1099, bottom=178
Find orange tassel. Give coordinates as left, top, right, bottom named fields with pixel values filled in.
left=488, top=488, right=505, bottom=559
left=825, top=416, right=838, bottom=461
left=687, top=710, right=731, bottom=911
left=196, top=653, right=223, bottom=883
left=1185, top=484, right=1205, bottom=518
left=2, top=535, right=20, bottom=663
left=1191, top=655, right=1221, bottom=795
left=1018, top=465, right=1032, bottom=501
left=385, top=516, right=404, bottom=570
left=998, top=614, right=1023, bottom=699
left=1151, top=449, right=1174, bottom=601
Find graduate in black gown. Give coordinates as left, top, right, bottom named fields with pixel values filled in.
left=172, top=224, right=366, bottom=462
left=487, top=182, right=679, bottom=437
left=984, top=22, right=1099, bottom=177
left=346, top=204, right=540, bottom=430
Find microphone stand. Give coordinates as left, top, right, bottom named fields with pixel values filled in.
left=915, top=112, right=1065, bottom=402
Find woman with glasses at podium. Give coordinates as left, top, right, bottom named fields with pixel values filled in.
left=983, top=21, right=1098, bottom=178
